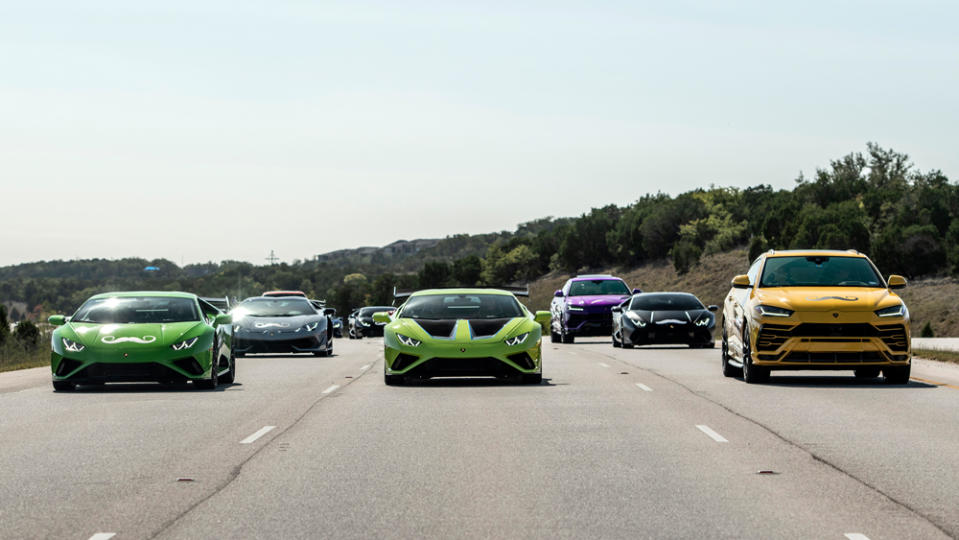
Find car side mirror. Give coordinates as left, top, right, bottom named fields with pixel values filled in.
left=887, top=275, right=907, bottom=289
left=554, top=289, right=564, bottom=298
left=323, top=308, right=336, bottom=316
left=632, top=288, right=642, bottom=295
left=372, top=312, right=391, bottom=324
left=48, top=315, right=67, bottom=326
left=214, top=313, right=232, bottom=326
left=707, top=305, right=719, bottom=312
left=731, top=275, right=751, bottom=289
left=611, top=306, right=622, bottom=313
left=533, top=310, right=551, bottom=329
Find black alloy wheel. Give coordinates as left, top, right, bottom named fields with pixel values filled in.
left=741, top=328, right=769, bottom=384
left=195, top=340, right=219, bottom=390
left=220, top=347, right=236, bottom=384
left=721, top=327, right=742, bottom=378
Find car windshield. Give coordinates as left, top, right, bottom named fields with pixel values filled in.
left=360, top=306, right=395, bottom=317
left=71, top=296, right=200, bottom=324
left=235, top=298, right=317, bottom=317
left=569, top=279, right=630, bottom=296
left=630, top=294, right=704, bottom=311
left=401, top=294, right=524, bottom=320
left=759, top=256, right=883, bottom=288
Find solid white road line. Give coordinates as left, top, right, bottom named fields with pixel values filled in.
left=360, top=364, right=371, bottom=371
left=239, top=426, right=276, bottom=445
left=844, top=534, right=871, bottom=540
left=598, top=362, right=610, bottom=368
left=88, top=534, right=116, bottom=540
left=322, top=384, right=340, bottom=394
left=696, top=424, right=729, bottom=443
left=635, top=383, right=653, bottom=392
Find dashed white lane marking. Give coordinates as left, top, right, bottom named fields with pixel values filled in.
left=322, top=384, right=340, bottom=394
left=635, top=383, right=653, bottom=392
left=844, top=534, right=870, bottom=540
left=598, top=362, right=610, bottom=368
left=240, top=426, right=276, bottom=445
left=360, top=364, right=371, bottom=371
left=696, top=424, right=729, bottom=443
left=89, top=532, right=117, bottom=540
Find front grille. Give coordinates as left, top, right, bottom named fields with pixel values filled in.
left=782, top=351, right=885, bottom=363
left=407, top=357, right=518, bottom=378
left=56, top=357, right=83, bottom=377
left=756, top=323, right=908, bottom=352
left=507, top=352, right=536, bottom=370
left=237, top=337, right=320, bottom=353
left=391, top=353, right=419, bottom=371
left=75, top=362, right=184, bottom=382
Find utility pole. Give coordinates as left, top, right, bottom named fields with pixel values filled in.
left=266, top=250, right=279, bottom=265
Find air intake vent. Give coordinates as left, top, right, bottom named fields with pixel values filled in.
left=414, top=320, right=457, bottom=338
left=469, top=318, right=511, bottom=338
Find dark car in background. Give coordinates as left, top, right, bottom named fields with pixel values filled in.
left=612, top=292, right=717, bottom=349
left=348, top=306, right=395, bottom=339
left=201, top=296, right=231, bottom=313
left=550, top=275, right=638, bottom=343
left=232, top=296, right=333, bottom=356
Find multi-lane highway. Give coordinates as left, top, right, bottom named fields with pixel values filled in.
left=1, top=338, right=958, bottom=539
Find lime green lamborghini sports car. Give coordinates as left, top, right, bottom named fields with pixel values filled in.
left=48, top=291, right=235, bottom=391
left=376, top=288, right=551, bottom=385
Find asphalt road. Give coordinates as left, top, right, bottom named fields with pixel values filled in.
left=1, top=338, right=958, bottom=539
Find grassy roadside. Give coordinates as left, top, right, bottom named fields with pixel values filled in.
left=0, top=345, right=49, bottom=373
left=913, top=348, right=959, bottom=366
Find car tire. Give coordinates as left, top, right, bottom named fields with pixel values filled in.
left=522, top=373, right=543, bottom=385
left=741, top=329, right=769, bottom=384
left=561, top=329, right=575, bottom=344
left=550, top=329, right=560, bottom=343
left=853, top=368, right=880, bottom=379
left=622, top=340, right=633, bottom=349
left=52, top=380, right=75, bottom=392
left=612, top=331, right=621, bottom=348
left=220, top=348, right=236, bottom=384
left=883, top=365, right=911, bottom=385
left=385, top=372, right=404, bottom=386
left=722, top=328, right=742, bottom=378
left=195, top=348, right=219, bottom=390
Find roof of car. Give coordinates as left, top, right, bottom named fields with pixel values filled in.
left=88, top=291, right=196, bottom=299
left=570, top=274, right=621, bottom=281
left=262, top=290, right=307, bottom=297
left=764, top=249, right=867, bottom=258
left=409, top=288, right=517, bottom=297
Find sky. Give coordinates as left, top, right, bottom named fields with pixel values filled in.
left=2, top=1, right=957, bottom=267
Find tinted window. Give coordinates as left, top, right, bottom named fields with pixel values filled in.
left=568, top=279, right=630, bottom=296
left=359, top=306, right=394, bottom=316
left=235, top=298, right=317, bottom=317
left=630, top=294, right=704, bottom=311
left=401, top=294, right=523, bottom=320
left=759, top=256, right=882, bottom=288
left=72, top=296, right=200, bottom=324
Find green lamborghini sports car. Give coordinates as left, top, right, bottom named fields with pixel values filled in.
left=376, top=288, right=551, bottom=385
left=48, top=291, right=235, bottom=391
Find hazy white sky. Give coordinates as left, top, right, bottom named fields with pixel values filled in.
left=2, top=1, right=956, bottom=267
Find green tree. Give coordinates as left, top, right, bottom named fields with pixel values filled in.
left=0, top=305, right=9, bottom=345
left=13, top=320, right=40, bottom=350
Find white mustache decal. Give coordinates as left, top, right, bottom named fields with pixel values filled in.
left=806, top=296, right=859, bottom=302
left=101, top=335, right=157, bottom=344
left=254, top=322, right=290, bottom=329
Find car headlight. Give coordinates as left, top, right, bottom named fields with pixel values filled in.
left=233, top=324, right=242, bottom=333
left=171, top=337, right=199, bottom=351
left=302, top=322, right=319, bottom=332
left=875, top=304, right=907, bottom=318
left=396, top=334, right=421, bottom=347
left=567, top=305, right=584, bottom=312
left=695, top=316, right=711, bottom=327
left=333, top=321, right=342, bottom=328
left=626, top=312, right=647, bottom=327
left=359, top=320, right=371, bottom=327
left=755, top=305, right=793, bottom=318
left=504, top=332, right=530, bottom=346
left=62, top=338, right=85, bottom=352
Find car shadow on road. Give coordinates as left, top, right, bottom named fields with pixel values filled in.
left=756, top=375, right=936, bottom=389
left=68, top=382, right=243, bottom=393
left=399, top=377, right=556, bottom=388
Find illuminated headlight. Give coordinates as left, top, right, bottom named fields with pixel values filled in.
left=233, top=324, right=242, bottom=333
left=567, top=305, right=584, bottom=312
left=626, top=312, right=647, bottom=327
left=171, top=337, right=199, bottom=351
left=333, top=321, right=342, bottom=328
left=302, top=322, right=320, bottom=332
left=62, top=338, right=85, bottom=352
left=359, top=320, right=371, bottom=327
left=695, top=316, right=711, bottom=327
left=504, top=332, right=530, bottom=346
left=396, top=334, right=421, bottom=347
left=755, top=305, right=793, bottom=318
left=875, top=304, right=907, bottom=318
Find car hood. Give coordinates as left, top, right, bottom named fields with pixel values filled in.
left=631, top=309, right=709, bottom=323
left=393, top=317, right=528, bottom=341
left=754, top=287, right=902, bottom=312
left=566, top=295, right=630, bottom=309
left=235, top=314, right=321, bottom=330
left=66, top=321, right=202, bottom=347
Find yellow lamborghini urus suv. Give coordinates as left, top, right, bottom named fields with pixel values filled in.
left=721, top=250, right=911, bottom=384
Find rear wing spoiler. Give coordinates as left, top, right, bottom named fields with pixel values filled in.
left=392, top=285, right=529, bottom=298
